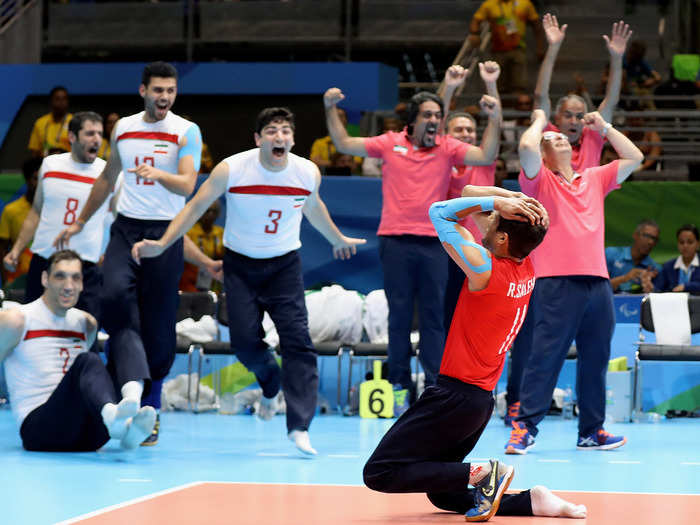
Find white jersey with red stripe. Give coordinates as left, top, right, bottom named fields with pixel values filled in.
left=4, top=299, right=89, bottom=427
left=115, top=111, right=195, bottom=220
left=223, top=149, right=317, bottom=259
left=31, top=153, right=109, bottom=263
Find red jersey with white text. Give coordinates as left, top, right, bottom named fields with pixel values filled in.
left=440, top=255, right=535, bottom=391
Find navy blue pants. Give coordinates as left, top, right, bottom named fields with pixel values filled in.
left=516, top=276, right=614, bottom=437
left=379, top=235, right=447, bottom=388
left=223, top=248, right=318, bottom=433
left=363, top=375, right=532, bottom=516
left=20, top=352, right=117, bottom=452
left=100, top=215, right=183, bottom=400
left=444, top=257, right=465, bottom=334
left=26, top=253, right=103, bottom=323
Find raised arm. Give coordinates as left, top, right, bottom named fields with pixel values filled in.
left=583, top=112, right=643, bottom=182
left=131, top=160, right=229, bottom=263
left=302, top=167, right=366, bottom=260
left=479, top=61, right=501, bottom=101
left=323, top=89, right=368, bottom=157
left=534, top=13, right=567, bottom=119
left=440, top=65, right=470, bottom=128
left=128, top=123, right=201, bottom=197
left=598, top=21, right=632, bottom=122
left=463, top=94, right=501, bottom=165
left=519, top=109, right=548, bottom=178
left=54, top=125, right=123, bottom=250
left=3, top=177, right=44, bottom=272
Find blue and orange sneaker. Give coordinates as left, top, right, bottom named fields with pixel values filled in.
left=465, top=459, right=515, bottom=522
left=577, top=429, right=627, bottom=450
left=505, top=421, right=535, bottom=455
left=504, top=401, right=520, bottom=426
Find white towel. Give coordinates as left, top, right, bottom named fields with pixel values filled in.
left=649, top=293, right=692, bottom=345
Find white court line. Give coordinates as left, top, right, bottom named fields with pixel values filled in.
left=256, top=452, right=291, bottom=457
left=536, top=459, right=571, bottom=463
left=328, top=454, right=360, bottom=458
left=54, top=481, right=204, bottom=524
left=681, top=462, right=700, bottom=466
left=118, top=478, right=152, bottom=483
left=608, top=460, right=641, bottom=464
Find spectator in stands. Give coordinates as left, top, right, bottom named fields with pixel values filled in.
left=97, top=112, right=119, bottom=161
left=362, top=117, right=402, bottom=177
left=0, top=158, right=41, bottom=287
left=468, top=0, right=544, bottom=94
left=323, top=69, right=501, bottom=397
left=179, top=200, right=223, bottom=293
left=310, top=108, right=361, bottom=172
left=28, top=87, right=72, bottom=158
left=494, top=157, right=508, bottom=187
left=606, top=219, right=661, bottom=293
left=624, top=40, right=662, bottom=91
left=651, top=224, right=700, bottom=294
left=622, top=103, right=662, bottom=172
left=326, top=152, right=355, bottom=176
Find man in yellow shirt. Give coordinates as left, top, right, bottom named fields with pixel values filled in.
left=0, top=158, right=41, bottom=286
left=28, top=86, right=73, bottom=158
left=310, top=108, right=362, bottom=173
left=469, top=0, right=544, bottom=94
left=179, top=200, right=224, bottom=292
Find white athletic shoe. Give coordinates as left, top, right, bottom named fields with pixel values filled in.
left=120, top=406, right=157, bottom=450
left=288, top=430, right=317, bottom=456
left=257, top=394, right=279, bottom=421
left=102, top=398, right=139, bottom=440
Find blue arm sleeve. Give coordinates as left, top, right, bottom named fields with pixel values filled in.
left=178, top=123, right=202, bottom=172
left=428, top=197, right=493, bottom=274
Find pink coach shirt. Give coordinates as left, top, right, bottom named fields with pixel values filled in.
left=447, top=163, right=496, bottom=243
left=518, top=160, right=620, bottom=279
left=545, top=122, right=605, bottom=172
left=364, top=130, right=471, bottom=236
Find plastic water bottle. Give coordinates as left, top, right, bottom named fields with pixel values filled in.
left=562, top=386, right=574, bottom=420
left=647, top=412, right=661, bottom=423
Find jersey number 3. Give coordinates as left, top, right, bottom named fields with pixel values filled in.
left=265, top=210, right=282, bottom=234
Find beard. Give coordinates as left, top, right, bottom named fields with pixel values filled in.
left=420, top=123, right=438, bottom=147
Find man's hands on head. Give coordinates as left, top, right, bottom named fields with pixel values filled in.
left=324, top=88, right=345, bottom=109
left=494, top=194, right=549, bottom=227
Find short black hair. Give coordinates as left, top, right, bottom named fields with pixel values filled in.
left=677, top=223, right=699, bottom=241
left=255, top=107, right=295, bottom=134
left=68, top=111, right=103, bottom=136
left=46, top=250, right=82, bottom=275
left=635, top=219, right=659, bottom=234
left=497, top=217, right=548, bottom=259
left=406, top=91, right=444, bottom=134
left=22, top=157, right=43, bottom=181
left=445, top=111, right=476, bottom=131
left=49, top=86, right=68, bottom=99
left=142, top=61, right=178, bottom=87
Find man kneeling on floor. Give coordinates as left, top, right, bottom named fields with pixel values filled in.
left=363, top=186, right=585, bottom=521
left=0, top=249, right=155, bottom=451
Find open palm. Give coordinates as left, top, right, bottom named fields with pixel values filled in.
left=543, top=13, right=567, bottom=46
left=603, top=20, right=632, bottom=57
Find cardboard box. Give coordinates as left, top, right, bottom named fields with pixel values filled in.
left=606, top=370, right=633, bottom=422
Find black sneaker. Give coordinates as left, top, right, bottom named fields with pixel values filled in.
left=465, top=459, right=514, bottom=522
left=140, top=413, right=159, bottom=446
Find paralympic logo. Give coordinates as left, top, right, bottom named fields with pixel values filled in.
left=619, top=303, right=639, bottom=317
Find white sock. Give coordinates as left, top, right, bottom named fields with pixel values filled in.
left=257, top=394, right=279, bottom=421
left=288, top=430, right=317, bottom=456
left=531, top=485, right=587, bottom=519
left=120, top=406, right=156, bottom=450
left=468, top=463, right=491, bottom=486
left=121, top=380, right=144, bottom=403
left=101, top=398, right=139, bottom=440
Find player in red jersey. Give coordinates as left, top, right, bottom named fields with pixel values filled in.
left=363, top=187, right=585, bottom=521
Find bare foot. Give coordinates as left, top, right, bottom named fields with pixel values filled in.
left=531, top=485, right=587, bottom=518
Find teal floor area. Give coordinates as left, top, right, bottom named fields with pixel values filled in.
left=1, top=408, right=699, bottom=525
